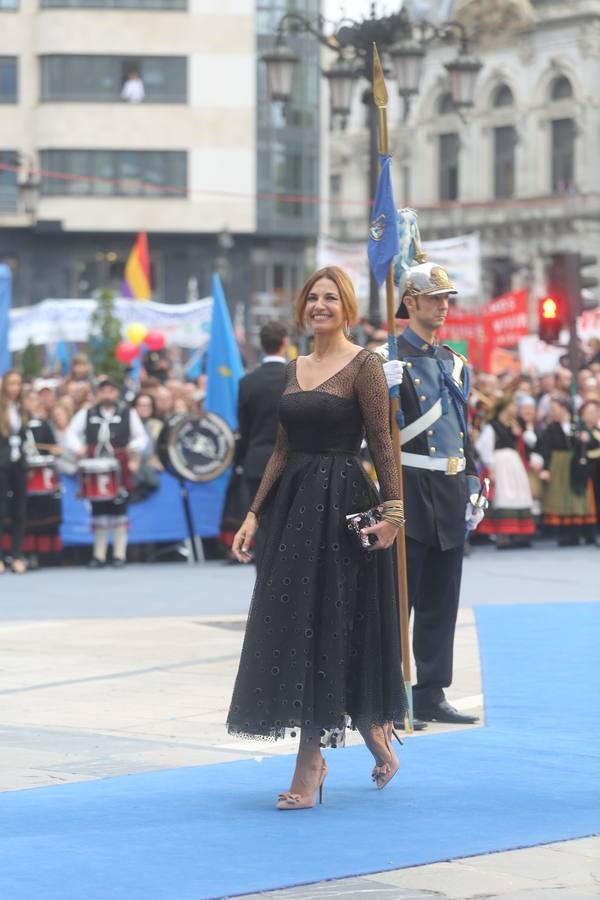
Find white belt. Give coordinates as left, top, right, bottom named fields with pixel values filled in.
left=400, top=399, right=442, bottom=446
left=402, top=452, right=466, bottom=475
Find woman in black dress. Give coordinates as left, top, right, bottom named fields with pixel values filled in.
left=0, top=370, right=28, bottom=574
left=228, top=267, right=407, bottom=809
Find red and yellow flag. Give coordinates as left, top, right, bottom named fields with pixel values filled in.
left=123, top=232, right=151, bottom=300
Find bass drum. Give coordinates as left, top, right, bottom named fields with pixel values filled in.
left=157, top=412, right=235, bottom=483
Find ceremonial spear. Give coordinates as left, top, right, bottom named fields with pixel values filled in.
left=370, top=44, right=414, bottom=732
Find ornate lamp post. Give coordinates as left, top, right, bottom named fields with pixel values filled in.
left=262, top=5, right=482, bottom=325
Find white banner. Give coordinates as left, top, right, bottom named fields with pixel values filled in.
left=316, top=231, right=482, bottom=311
left=8, top=297, right=213, bottom=352
left=422, top=233, right=482, bottom=303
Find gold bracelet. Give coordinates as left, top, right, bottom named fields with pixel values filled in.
left=381, top=511, right=406, bottom=528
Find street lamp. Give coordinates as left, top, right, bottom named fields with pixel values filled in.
left=262, top=7, right=482, bottom=324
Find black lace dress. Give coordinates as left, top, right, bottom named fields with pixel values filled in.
left=226, top=349, right=407, bottom=746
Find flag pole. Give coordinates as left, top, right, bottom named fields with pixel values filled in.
left=372, top=44, right=414, bottom=732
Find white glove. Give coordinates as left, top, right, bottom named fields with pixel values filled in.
left=383, top=359, right=406, bottom=390
left=465, top=503, right=485, bottom=532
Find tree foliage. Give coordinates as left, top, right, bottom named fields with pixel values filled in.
left=88, top=290, right=125, bottom=383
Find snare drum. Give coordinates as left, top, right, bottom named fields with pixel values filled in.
left=77, top=457, right=122, bottom=501
left=27, top=454, right=60, bottom=497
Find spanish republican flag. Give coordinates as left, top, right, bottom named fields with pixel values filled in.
left=123, top=232, right=151, bottom=300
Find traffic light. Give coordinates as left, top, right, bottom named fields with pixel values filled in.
left=545, top=252, right=599, bottom=320
left=538, top=295, right=563, bottom=343
left=576, top=254, right=599, bottom=313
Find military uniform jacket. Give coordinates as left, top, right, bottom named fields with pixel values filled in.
left=392, top=327, right=479, bottom=550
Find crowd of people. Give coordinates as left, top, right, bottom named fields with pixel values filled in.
left=0, top=351, right=207, bottom=573
left=1, top=320, right=599, bottom=574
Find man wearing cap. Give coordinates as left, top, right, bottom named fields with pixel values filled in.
left=381, top=261, right=484, bottom=725
left=65, top=378, right=148, bottom=567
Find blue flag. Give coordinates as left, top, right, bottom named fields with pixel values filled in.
left=205, top=273, right=244, bottom=430
left=0, top=264, right=12, bottom=375
left=367, top=154, right=400, bottom=287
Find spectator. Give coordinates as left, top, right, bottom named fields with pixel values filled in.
left=50, top=402, right=79, bottom=476
left=475, top=394, right=535, bottom=548
left=120, top=69, right=145, bottom=103
left=535, top=396, right=596, bottom=546
left=153, top=385, right=175, bottom=422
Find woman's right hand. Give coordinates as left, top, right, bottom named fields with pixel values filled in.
left=232, top=512, right=258, bottom=563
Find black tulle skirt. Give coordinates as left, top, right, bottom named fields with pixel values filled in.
left=226, top=451, right=407, bottom=747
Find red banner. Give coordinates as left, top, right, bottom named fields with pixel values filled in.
left=441, top=289, right=530, bottom=371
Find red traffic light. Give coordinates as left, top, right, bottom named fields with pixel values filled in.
left=541, top=296, right=559, bottom=319
left=538, top=295, right=563, bottom=343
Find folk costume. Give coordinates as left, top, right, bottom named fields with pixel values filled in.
left=0, top=402, right=28, bottom=565
left=65, top=389, right=147, bottom=565
left=536, top=418, right=596, bottom=545
left=227, top=350, right=408, bottom=746
left=380, top=258, right=483, bottom=724
left=475, top=416, right=535, bottom=543
left=22, top=416, right=63, bottom=562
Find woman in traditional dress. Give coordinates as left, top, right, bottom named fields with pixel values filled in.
left=535, top=395, right=596, bottom=545
left=228, top=267, right=407, bottom=809
left=21, top=389, right=63, bottom=568
left=475, top=394, right=535, bottom=547
left=0, top=371, right=28, bottom=574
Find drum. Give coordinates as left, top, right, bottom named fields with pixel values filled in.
left=77, top=457, right=122, bottom=501
left=27, top=454, right=60, bottom=497
left=157, top=412, right=234, bottom=483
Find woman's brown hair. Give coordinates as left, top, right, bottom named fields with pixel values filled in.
left=294, top=267, right=358, bottom=331
left=0, top=370, right=23, bottom=437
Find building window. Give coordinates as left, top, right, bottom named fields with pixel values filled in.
left=494, top=125, right=516, bottom=198
left=74, top=250, right=161, bottom=298
left=439, top=133, right=459, bottom=201
left=41, top=0, right=186, bottom=8
left=41, top=56, right=186, bottom=103
left=40, top=150, right=187, bottom=197
left=0, top=0, right=18, bottom=9
left=437, top=91, right=454, bottom=115
left=486, top=256, right=514, bottom=298
left=493, top=84, right=513, bottom=107
left=551, top=118, right=575, bottom=194
left=0, top=151, right=18, bottom=213
left=550, top=75, right=573, bottom=101
left=0, top=57, right=17, bottom=102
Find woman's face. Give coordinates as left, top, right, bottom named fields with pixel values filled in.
left=51, top=406, right=69, bottom=430
left=303, top=277, right=346, bottom=336
left=550, top=400, right=569, bottom=423
left=23, top=391, right=41, bottom=416
left=581, top=403, right=600, bottom=429
left=3, top=372, right=22, bottom=401
left=135, top=396, right=153, bottom=420
left=519, top=403, right=536, bottom=425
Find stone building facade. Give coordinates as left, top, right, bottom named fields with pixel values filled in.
left=327, top=0, right=600, bottom=313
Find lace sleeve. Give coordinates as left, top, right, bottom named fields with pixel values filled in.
left=248, top=423, right=289, bottom=516
left=355, top=352, right=400, bottom=501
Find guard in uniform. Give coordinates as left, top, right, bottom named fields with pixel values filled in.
left=65, top=378, right=147, bottom=567
left=381, top=262, right=485, bottom=724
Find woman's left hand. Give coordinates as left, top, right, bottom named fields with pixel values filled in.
left=360, top=519, right=398, bottom=550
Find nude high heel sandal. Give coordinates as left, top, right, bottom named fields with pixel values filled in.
left=276, top=760, right=328, bottom=810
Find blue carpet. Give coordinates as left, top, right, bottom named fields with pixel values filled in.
left=1, top=602, right=599, bottom=900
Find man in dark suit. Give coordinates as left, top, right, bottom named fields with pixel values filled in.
left=236, top=321, right=288, bottom=507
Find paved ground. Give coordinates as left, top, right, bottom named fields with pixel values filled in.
left=1, top=542, right=598, bottom=898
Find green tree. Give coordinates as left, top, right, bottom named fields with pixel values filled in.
left=88, top=290, right=125, bottom=383
left=21, top=340, right=43, bottom=380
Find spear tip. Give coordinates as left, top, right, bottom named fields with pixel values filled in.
left=372, top=43, right=388, bottom=108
